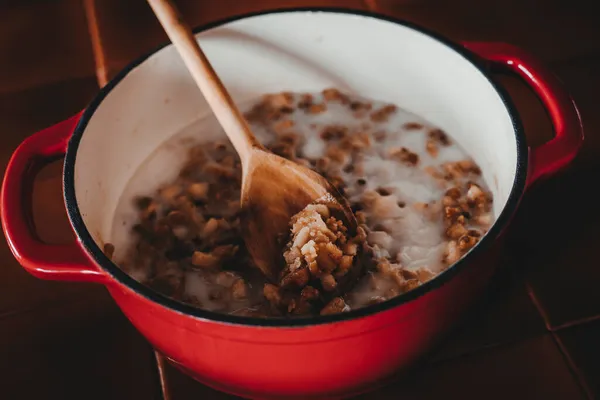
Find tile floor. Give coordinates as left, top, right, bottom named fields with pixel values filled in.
left=0, top=0, right=598, bottom=398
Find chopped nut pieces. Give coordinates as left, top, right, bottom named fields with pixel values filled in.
left=113, top=88, right=494, bottom=318
left=262, top=204, right=365, bottom=315
left=388, top=147, right=419, bottom=166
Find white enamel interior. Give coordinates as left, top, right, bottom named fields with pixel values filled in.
left=72, top=11, right=518, bottom=252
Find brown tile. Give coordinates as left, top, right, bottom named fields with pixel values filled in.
left=158, top=358, right=239, bottom=400
left=427, top=261, right=546, bottom=363
left=0, top=0, right=96, bottom=93
left=0, top=77, right=99, bottom=315
left=88, top=0, right=369, bottom=82
left=374, top=0, right=600, bottom=63
left=556, top=320, right=600, bottom=399
left=357, top=335, right=585, bottom=400
left=0, top=291, right=158, bottom=400
left=512, top=164, right=600, bottom=329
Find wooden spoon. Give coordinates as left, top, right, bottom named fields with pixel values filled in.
left=147, top=0, right=357, bottom=282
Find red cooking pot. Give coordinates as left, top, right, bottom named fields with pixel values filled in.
left=1, top=8, right=583, bottom=399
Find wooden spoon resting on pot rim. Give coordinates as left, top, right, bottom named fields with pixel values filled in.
left=147, top=0, right=358, bottom=282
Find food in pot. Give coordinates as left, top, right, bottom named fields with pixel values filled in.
left=265, top=203, right=367, bottom=316
left=107, top=88, right=494, bottom=317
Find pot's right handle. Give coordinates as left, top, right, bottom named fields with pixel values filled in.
left=463, top=42, right=584, bottom=188
left=1, top=113, right=108, bottom=283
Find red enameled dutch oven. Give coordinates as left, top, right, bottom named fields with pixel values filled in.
left=1, top=9, right=583, bottom=399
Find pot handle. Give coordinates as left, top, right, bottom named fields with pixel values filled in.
left=463, top=42, right=584, bottom=187
left=1, top=113, right=108, bottom=283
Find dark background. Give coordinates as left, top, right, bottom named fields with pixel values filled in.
left=0, top=0, right=599, bottom=399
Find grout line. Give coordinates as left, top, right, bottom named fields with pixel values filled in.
left=551, top=332, right=594, bottom=399
left=525, top=279, right=600, bottom=333
left=153, top=351, right=171, bottom=400
left=83, top=0, right=109, bottom=87
left=524, top=281, right=553, bottom=331
left=550, top=315, right=600, bottom=332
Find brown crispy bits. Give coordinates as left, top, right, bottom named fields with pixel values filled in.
left=466, top=182, right=491, bottom=211
left=245, top=92, right=295, bottom=122
left=320, top=273, right=337, bottom=291
left=325, top=146, right=349, bottom=164
left=322, top=88, right=350, bottom=103
left=187, top=182, right=209, bottom=202
left=446, top=223, right=468, bottom=239
left=426, top=139, right=439, bottom=158
left=339, top=132, right=370, bottom=151
left=278, top=132, right=299, bottom=146
left=135, top=196, right=154, bottom=211
left=444, top=205, right=464, bottom=222
left=267, top=92, right=294, bottom=110
left=298, top=93, right=314, bottom=110
left=445, top=187, right=462, bottom=199
left=320, top=125, right=348, bottom=141
left=441, top=163, right=463, bottom=181
left=308, top=103, right=327, bottom=114
left=349, top=101, right=373, bottom=112
left=320, top=297, right=350, bottom=315
left=402, top=279, right=421, bottom=292
left=458, top=160, right=482, bottom=175
left=276, top=203, right=363, bottom=314
left=343, top=164, right=354, bottom=173
left=301, top=285, right=320, bottom=301
left=428, top=128, right=451, bottom=146
left=316, top=157, right=330, bottom=172
left=442, top=229, right=482, bottom=266
left=457, top=232, right=479, bottom=252
left=231, top=279, right=248, bottom=300
left=370, top=104, right=398, bottom=122
left=388, top=147, right=419, bottom=166
left=415, top=266, right=436, bottom=282
left=191, top=251, right=220, bottom=269
left=264, top=283, right=282, bottom=308
left=116, top=88, right=493, bottom=319
left=442, top=160, right=482, bottom=180
left=273, top=119, right=295, bottom=134
left=271, top=142, right=296, bottom=160
left=280, top=266, right=311, bottom=289
left=402, top=122, right=424, bottom=130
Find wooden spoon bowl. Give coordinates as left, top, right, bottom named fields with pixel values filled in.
left=241, top=148, right=357, bottom=280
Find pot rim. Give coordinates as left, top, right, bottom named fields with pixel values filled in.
left=63, top=7, right=528, bottom=328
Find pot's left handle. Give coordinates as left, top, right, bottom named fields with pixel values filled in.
left=1, top=113, right=108, bottom=283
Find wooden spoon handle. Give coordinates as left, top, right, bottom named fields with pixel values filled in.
left=147, top=0, right=262, bottom=162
